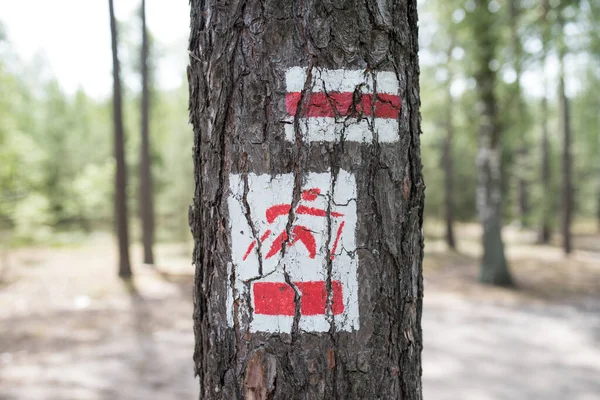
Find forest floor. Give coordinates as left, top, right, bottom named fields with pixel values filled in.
left=0, top=224, right=599, bottom=400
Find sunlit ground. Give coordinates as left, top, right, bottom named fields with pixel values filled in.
left=423, top=222, right=600, bottom=400
left=0, top=223, right=599, bottom=399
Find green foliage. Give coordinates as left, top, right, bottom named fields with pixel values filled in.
left=571, top=66, right=600, bottom=216
left=151, top=80, right=193, bottom=243
left=0, top=22, right=193, bottom=246
left=3, top=0, right=600, bottom=246
left=12, top=193, right=52, bottom=243
left=70, top=161, right=116, bottom=227
left=419, top=0, right=600, bottom=230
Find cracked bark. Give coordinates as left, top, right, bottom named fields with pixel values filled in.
left=188, top=0, right=424, bottom=398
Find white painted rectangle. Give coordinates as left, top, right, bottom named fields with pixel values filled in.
left=284, top=67, right=401, bottom=143
left=227, top=170, right=360, bottom=333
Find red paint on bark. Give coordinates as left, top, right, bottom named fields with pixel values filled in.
left=286, top=92, right=401, bottom=119
left=253, top=280, right=344, bottom=316
left=243, top=190, right=346, bottom=261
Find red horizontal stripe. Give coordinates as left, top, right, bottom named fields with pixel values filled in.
left=253, top=280, right=344, bottom=316
left=286, top=92, right=401, bottom=119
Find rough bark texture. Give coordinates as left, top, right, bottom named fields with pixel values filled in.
left=188, top=0, right=424, bottom=398
left=139, top=0, right=155, bottom=265
left=109, top=0, right=132, bottom=278
left=558, top=38, right=572, bottom=255
left=473, top=0, right=513, bottom=286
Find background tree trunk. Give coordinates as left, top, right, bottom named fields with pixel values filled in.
left=538, top=0, right=552, bottom=244
left=139, top=0, right=155, bottom=265
left=510, top=0, right=529, bottom=228
left=188, top=0, right=424, bottom=398
left=472, top=0, right=513, bottom=286
left=597, top=123, right=600, bottom=233
left=592, top=53, right=600, bottom=234
left=443, top=44, right=456, bottom=250
left=558, top=36, right=573, bottom=255
left=539, top=89, right=552, bottom=243
left=109, top=0, right=132, bottom=278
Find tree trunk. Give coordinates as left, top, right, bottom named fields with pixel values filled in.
left=188, top=1, right=424, bottom=398
left=538, top=0, right=552, bottom=244
left=558, top=36, right=572, bottom=255
left=109, top=0, right=132, bottom=278
left=596, top=86, right=600, bottom=234
left=510, top=0, right=529, bottom=228
left=473, top=0, right=513, bottom=286
left=539, top=91, right=552, bottom=243
left=443, top=45, right=456, bottom=250
left=597, top=124, right=600, bottom=233
left=139, top=0, right=155, bottom=265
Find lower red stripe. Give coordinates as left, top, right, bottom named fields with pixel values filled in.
left=286, top=92, right=401, bottom=119
left=253, top=280, right=344, bottom=316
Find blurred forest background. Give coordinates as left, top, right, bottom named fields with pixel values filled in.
left=0, top=0, right=599, bottom=399
left=420, top=0, right=600, bottom=251
left=0, top=8, right=191, bottom=251
left=0, top=0, right=599, bottom=263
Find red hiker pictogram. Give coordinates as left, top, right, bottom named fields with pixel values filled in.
left=243, top=188, right=346, bottom=261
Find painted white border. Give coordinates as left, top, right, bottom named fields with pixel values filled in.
left=284, top=117, right=398, bottom=143
left=286, top=67, right=399, bottom=94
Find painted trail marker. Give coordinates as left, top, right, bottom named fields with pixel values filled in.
left=227, top=170, right=359, bottom=333
left=285, top=67, right=401, bottom=143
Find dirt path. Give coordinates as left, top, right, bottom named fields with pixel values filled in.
left=0, top=238, right=199, bottom=400
left=0, top=232, right=599, bottom=399
left=423, top=293, right=600, bottom=400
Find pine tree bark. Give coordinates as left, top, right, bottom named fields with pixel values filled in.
left=109, top=0, right=132, bottom=278
left=188, top=0, right=424, bottom=398
left=472, top=0, right=513, bottom=286
left=139, top=0, right=155, bottom=265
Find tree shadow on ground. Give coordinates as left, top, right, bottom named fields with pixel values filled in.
left=0, top=275, right=197, bottom=400
left=150, top=266, right=195, bottom=301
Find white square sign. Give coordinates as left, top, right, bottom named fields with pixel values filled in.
left=227, top=170, right=359, bottom=333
